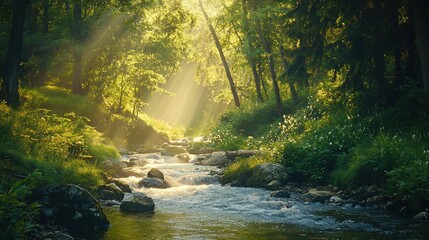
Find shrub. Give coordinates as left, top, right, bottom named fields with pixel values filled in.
left=208, top=124, right=246, bottom=151
left=334, top=133, right=429, bottom=190
left=0, top=171, right=41, bottom=239
left=222, top=156, right=271, bottom=184
left=281, top=113, right=371, bottom=184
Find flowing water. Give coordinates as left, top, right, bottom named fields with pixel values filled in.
left=102, top=153, right=428, bottom=239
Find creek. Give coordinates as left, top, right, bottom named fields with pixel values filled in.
left=102, top=152, right=428, bottom=239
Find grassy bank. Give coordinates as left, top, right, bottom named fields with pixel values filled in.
left=207, top=84, right=429, bottom=214
left=0, top=86, right=182, bottom=237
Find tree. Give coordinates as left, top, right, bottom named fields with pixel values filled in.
left=199, top=0, right=240, bottom=108
left=414, top=0, right=429, bottom=93
left=72, top=1, right=83, bottom=95
left=1, top=0, right=30, bottom=107
left=250, top=0, right=282, bottom=115
left=241, top=0, right=263, bottom=102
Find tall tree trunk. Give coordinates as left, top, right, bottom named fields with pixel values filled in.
left=242, top=0, right=263, bottom=102
left=414, top=2, right=429, bottom=93
left=389, top=1, right=402, bottom=95
left=1, top=0, right=30, bottom=107
left=42, top=0, right=49, bottom=34
left=374, top=0, right=387, bottom=105
left=258, top=62, right=268, bottom=97
left=254, top=13, right=282, bottom=115
left=199, top=0, right=240, bottom=107
left=35, top=0, right=50, bottom=87
left=72, top=2, right=83, bottom=95
left=280, top=45, right=298, bottom=102
left=405, top=4, right=416, bottom=80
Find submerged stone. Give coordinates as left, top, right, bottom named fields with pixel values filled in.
left=120, top=192, right=155, bottom=213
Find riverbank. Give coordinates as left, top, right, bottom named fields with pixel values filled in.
left=101, top=144, right=429, bottom=239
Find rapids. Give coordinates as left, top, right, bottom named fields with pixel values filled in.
left=102, top=152, right=428, bottom=239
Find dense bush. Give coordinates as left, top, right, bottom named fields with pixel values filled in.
left=0, top=101, right=114, bottom=188
left=212, top=84, right=429, bottom=211
left=0, top=171, right=41, bottom=239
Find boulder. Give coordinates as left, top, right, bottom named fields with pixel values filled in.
left=138, top=177, right=169, bottom=189
left=31, top=184, right=110, bottom=234
left=97, top=183, right=124, bottom=201
left=120, top=168, right=143, bottom=178
left=147, top=168, right=165, bottom=180
left=120, top=192, right=155, bottom=213
left=366, top=195, right=388, bottom=205
left=266, top=180, right=283, bottom=190
left=176, top=153, right=191, bottom=163
left=329, top=196, right=343, bottom=203
left=128, top=159, right=148, bottom=167
left=28, top=225, right=74, bottom=240
left=248, top=163, right=288, bottom=187
left=203, top=152, right=230, bottom=167
left=271, top=189, right=291, bottom=198
left=226, top=150, right=260, bottom=159
left=100, top=158, right=127, bottom=176
left=107, top=179, right=132, bottom=193
left=302, top=188, right=336, bottom=203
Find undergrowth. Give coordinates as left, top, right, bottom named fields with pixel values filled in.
left=208, top=83, right=429, bottom=212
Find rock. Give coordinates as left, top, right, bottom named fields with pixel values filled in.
left=266, top=180, right=283, bottom=190
left=351, top=187, right=367, bottom=201
left=248, top=163, right=288, bottom=187
left=127, top=159, right=149, bottom=168
left=45, top=232, right=74, bottom=240
left=329, top=196, right=343, bottom=203
left=147, top=168, right=165, bottom=180
left=203, top=152, right=230, bottom=167
left=162, top=146, right=188, bottom=156
left=120, top=168, right=142, bottom=178
left=98, top=190, right=118, bottom=201
left=107, top=179, right=132, bottom=193
left=367, top=185, right=380, bottom=194
left=226, top=150, right=260, bottom=159
left=28, top=225, right=74, bottom=240
left=138, top=177, right=169, bottom=188
left=100, top=158, right=127, bottom=176
left=414, top=212, right=429, bottom=220
left=303, top=188, right=336, bottom=203
left=120, top=192, right=155, bottom=213
left=271, top=189, right=291, bottom=198
left=366, top=195, right=388, bottom=205
left=102, top=200, right=121, bottom=207
left=97, top=183, right=124, bottom=201
left=31, top=184, right=110, bottom=234
left=176, top=153, right=191, bottom=163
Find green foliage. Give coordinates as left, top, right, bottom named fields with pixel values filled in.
left=333, top=132, right=429, bottom=210
left=0, top=102, right=113, bottom=189
left=0, top=170, right=41, bottom=239
left=207, top=99, right=303, bottom=150
left=281, top=113, right=373, bottom=184
left=208, top=125, right=246, bottom=151
left=387, top=158, right=429, bottom=212
left=22, top=87, right=104, bottom=128
left=222, top=156, right=272, bottom=184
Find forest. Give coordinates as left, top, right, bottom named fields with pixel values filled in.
left=0, top=0, right=428, bottom=239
